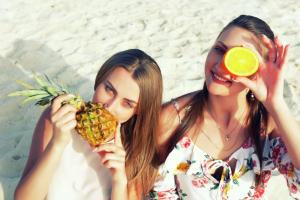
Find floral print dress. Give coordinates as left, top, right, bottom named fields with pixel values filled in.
left=147, top=134, right=300, bottom=200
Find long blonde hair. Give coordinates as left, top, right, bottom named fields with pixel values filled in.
left=94, top=49, right=162, bottom=197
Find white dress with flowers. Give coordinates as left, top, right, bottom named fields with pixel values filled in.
left=147, top=135, right=300, bottom=200
left=147, top=102, right=300, bottom=200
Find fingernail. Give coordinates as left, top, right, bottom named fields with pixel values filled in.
left=231, top=77, right=238, bottom=82
left=261, top=34, right=267, bottom=40
left=92, top=147, right=99, bottom=152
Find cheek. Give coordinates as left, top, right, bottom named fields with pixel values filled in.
left=205, top=52, right=218, bottom=72
left=118, top=109, right=136, bottom=123
left=92, top=84, right=107, bottom=103
left=204, top=54, right=215, bottom=79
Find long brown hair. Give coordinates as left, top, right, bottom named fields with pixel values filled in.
left=94, top=49, right=163, bottom=196
left=165, top=15, right=272, bottom=186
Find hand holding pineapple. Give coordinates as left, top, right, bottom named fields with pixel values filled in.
left=9, top=73, right=118, bottom=147
left=94, top=123, right=127, bottom=183
left=50, top=94, right=78, bottom=148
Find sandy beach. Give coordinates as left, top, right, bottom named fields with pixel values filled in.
left=0, top=0, right=299, bottom=199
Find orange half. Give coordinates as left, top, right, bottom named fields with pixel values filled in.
left=223, top=47, right=259, bottom=77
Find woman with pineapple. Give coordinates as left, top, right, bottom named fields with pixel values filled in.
left=14, top=49, right=163, bottom=200
left=148, top=15, right=300, bottom=199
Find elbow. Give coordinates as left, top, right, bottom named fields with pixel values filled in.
left=14, top=185, right=35, bottom=200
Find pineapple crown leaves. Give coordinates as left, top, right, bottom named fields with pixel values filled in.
left=8, top=73, right=75, bottom=106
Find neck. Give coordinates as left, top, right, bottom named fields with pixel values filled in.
left=207, top=90, right=249, bottom=128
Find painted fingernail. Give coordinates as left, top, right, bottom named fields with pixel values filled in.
left=261, top=34, right=268, bottom=40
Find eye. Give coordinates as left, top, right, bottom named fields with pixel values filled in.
left=123, top=101, right=134, bottom=109
left=213, top=46, right=226, bottom=54
left=104, top=83, right=113, bottom=92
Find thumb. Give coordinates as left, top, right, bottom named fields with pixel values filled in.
left=114, top=123, right=122, bottom=147
left=234, top=76, right=257, bottom=92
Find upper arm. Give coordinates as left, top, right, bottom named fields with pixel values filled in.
left=157, top=102, right=179, bottom=149
left=20, top=107, right=54, bottom=180
left=157, top=92, right=197, bottom=154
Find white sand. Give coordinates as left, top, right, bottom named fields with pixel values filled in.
left=0, top=0, right=299, bottom=199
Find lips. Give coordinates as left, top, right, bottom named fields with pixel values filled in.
left=211, top=71, right=232, bottom=85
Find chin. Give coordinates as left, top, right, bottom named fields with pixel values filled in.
left=206, top=81, right=230, bottom=96
left=208, top=88, right=231, bottom=97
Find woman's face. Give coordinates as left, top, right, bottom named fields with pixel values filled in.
left=93, top=67, right=140, bottom=123
left=204, top=26, right=264, bottom=96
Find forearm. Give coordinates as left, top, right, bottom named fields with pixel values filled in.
left=15, top=141, right=65, bottom=200
left=111, top=179, right=128, bottom=200
left=268, top=100, right=300, bottom=169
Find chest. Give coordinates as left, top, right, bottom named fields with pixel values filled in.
left=188, top=121, right=250, bottom=161
left=47, top=134, right=112, bottom=200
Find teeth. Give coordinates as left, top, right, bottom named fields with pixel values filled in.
left=213, top=73, right=228, bottom=82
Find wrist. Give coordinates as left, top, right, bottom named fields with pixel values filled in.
left=48, top=138, right=69, bottom=152
left=112, top=174, right=128, bottom=185
left=264, top=98, right=288, bottom=114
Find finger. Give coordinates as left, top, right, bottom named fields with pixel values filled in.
left=279, top=45, right=289, bottom=70
left=234, top=76, right=257, bottom=92
left=114, top=123, right=122, bottom=147
left=51, top=94, right=75, bottom=115
left=261, top=34, right=276, bottom=63
left=58, top=119, right=77, bottom=132
left=51, top=104, right=77, bottom=123
left=93, top=143, right=125, bottom=155
left=55, top=111, right=76, bottom=127
left=274, top=36, right=283, bottom=65
left=103, top=134, right=115, bottom=144
left=102, top=160, right=124, bottom=170
left=100, top=152, right=125, bottom=163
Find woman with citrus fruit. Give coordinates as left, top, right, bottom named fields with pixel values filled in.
left=148, top=15, right=300, bottom=199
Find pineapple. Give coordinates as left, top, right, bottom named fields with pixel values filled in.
left=9, top=73, right=118, bottom=147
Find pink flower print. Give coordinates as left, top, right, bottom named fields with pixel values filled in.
left=191, top=176, right=209, bottom=188
left=242, top=138, right=252, bottom=149
left=272, top=146, right=281, bottom=161
left=261, top=171, right=271, bottom=184
left=253, top=186, right=265, bottom=198
left=278, top=164, right=288, bottom=175
left=279, top=163, right=295, bottom=178
left=290, top=183, right=298, bottom=194
left=252, top=160, right=257, bottom=167
left=157, top=189, right=177, bottom=199
left=179, top=136, right=191, bottom=149
left=157, top=191, right=168, bottom=199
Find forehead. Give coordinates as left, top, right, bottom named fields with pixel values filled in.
left=105, top=67, right=140, bottom=102
left=217, top=26, right=262, bottom=54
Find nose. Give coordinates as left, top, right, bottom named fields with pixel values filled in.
left=215, top=55, right=231, bottom=76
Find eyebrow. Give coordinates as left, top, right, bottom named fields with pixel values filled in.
left=105, top=81, right=117, bottom=94
left=105, top=80, right=138, bottom=105
left=215, top=41, right=228, bottom=50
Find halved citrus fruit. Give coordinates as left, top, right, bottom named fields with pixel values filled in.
left=222, top=47, right=259, bottom=77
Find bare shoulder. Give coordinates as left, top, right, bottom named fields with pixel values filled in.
left=158, top=91, right=198, bottom=147
left=266, top=115, right=279, bottom=138
left=20, top=106, right=53, bottom=178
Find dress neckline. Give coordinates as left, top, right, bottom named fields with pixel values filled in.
left=183, top=134, right=253, bottom=162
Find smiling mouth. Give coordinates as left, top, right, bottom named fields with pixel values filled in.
left=211, top=71, right=232, bottom=84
